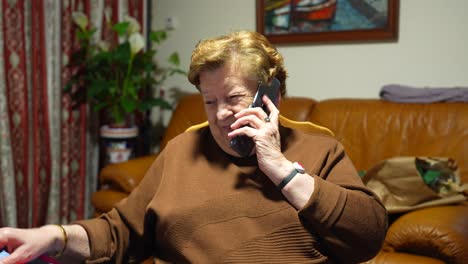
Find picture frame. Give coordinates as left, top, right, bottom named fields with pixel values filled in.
left=256, top=0, right=399, bottom=44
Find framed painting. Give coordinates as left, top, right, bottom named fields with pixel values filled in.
left=256, top=0, right=399, bottom=44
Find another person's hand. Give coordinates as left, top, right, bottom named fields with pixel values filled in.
left=0, top=225, right=62, bottom=264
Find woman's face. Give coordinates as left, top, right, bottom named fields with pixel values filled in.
left=199, top=64, right=257, bottom=157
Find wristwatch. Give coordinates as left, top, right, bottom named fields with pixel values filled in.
left=277, top=162, right=305, bottom=190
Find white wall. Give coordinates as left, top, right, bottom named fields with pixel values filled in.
left=152, top=0, right=468, bottom=100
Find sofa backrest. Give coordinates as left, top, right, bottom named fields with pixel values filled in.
left=161, top=94, right=467, bottom=182
left=308, top=99, right=468, bottom=182
left=162, top=94, right=206, bottom=149
left=161, top=94, right=317, bottom=149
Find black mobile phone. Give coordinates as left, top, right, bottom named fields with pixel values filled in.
left=230, top=77, right=280, bottom=157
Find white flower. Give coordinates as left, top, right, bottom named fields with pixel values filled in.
left=123, top=15, right=141, bottom=34
left=72, top=12, right=88, bottom=31
left=97, top=41, right=110, bottom=52
left=104, top=7, right=112, bottom=24
left=128, top=33, right=145, bottom=55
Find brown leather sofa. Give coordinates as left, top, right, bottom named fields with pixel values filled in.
left=92, top=94, right=468, bottom=264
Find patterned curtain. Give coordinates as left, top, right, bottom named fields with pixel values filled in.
left=0, top=0, right=145, bottom=228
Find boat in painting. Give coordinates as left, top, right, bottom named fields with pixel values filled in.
left=265, top=0, right=337, bottom=31
left=294, top=0, right=337, bottom=21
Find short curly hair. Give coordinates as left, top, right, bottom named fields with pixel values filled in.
left=188, top=31, right=287, bottom=96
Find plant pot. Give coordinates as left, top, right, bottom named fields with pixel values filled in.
left=100, top=125, right=139, bottom=165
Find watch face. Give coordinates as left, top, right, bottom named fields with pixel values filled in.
left=293, top=162, right=305, bottom=173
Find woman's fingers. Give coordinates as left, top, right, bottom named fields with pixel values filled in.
left=230, top=114, right=264, bottom=131
left=231, top=96, right=278, bottom=130
left=0, top=227, right=54, bottom=264
left=3, top=246, right=35, bottom=264
left=262, top=95, right=279, bottom=123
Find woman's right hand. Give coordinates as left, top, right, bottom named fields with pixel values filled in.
left=0, top=225, right=63, bottom=264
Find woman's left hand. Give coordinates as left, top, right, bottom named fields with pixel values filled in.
left=228, top=95, right=290, bottom=178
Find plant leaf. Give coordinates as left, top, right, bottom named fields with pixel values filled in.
left=150, top=30, right=167, bottom=44
left=113, top=42, right=131, bottom=64
left=93, top=101, right=109, bottom=112
left=121, top=96, right=137, bottom=113
left=167, top=52, right=180, bottom=66
left=169, top=68, right=187, bottom=76
left=112, top=22, right=130, bottom=37
left=87, top=79, right=109, bottom=98
left=139, top=98, right=172, bottom=111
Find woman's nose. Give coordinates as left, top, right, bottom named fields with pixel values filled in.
left=216, top=103, right=233, bottom=121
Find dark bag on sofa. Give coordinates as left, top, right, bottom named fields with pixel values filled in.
left=362, top=157, right=467, bottom=213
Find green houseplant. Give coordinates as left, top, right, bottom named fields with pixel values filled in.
left=65, top=12, right=184, bottom=126
left=65, top=12, right=185, bottom=163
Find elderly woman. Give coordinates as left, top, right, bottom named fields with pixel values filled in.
left=0, top=31, right=387, bottom=264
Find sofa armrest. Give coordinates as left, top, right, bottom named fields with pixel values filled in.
left=91, top=190, right=129, bottom=215
left=99, top=154, right=158, bottom=193
left=382, top=203, right=468, bottom=264
left=367, top=252, right=445, bottom=264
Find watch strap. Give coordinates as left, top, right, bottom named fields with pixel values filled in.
left=277, top=162, right=304, bottom=190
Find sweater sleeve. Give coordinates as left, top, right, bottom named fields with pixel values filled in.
left=298, top=140, right=388, bottom=263
left=76, top=150, right=167, bottom=263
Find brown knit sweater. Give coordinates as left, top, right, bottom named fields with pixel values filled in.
left=78, top=126, right=387, bottom=263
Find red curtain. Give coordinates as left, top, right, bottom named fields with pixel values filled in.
left=59, top=0, right=90, bottom=227
left=30, top=0, right=52, bottom=227
left=0, top=0, right=145, bottom=228
left=2, top=0, right=30, bottom=228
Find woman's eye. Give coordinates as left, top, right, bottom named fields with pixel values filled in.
left=228, top=95, right=241, bottom=102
